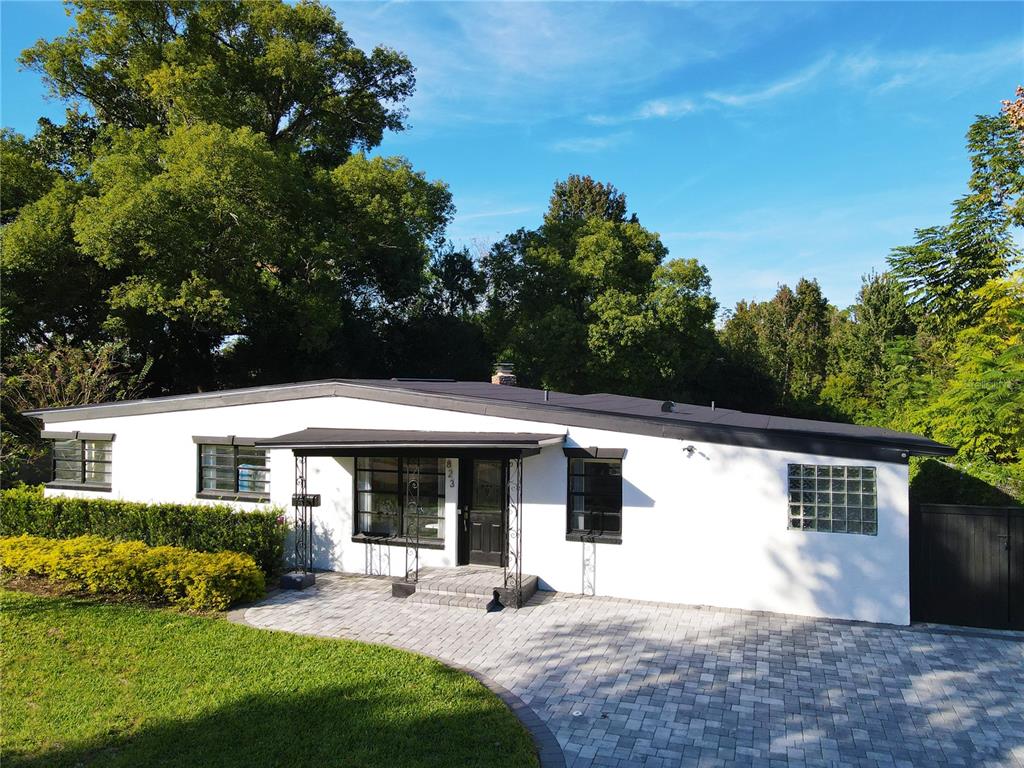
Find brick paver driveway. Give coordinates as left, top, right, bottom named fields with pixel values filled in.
left=242, top=573, right=1024, bottom=768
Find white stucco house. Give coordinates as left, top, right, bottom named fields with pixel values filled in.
left=25, top=368, right=953, bottom=625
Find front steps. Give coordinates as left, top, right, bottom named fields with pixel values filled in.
left=392, top=566, right=539, bottom=610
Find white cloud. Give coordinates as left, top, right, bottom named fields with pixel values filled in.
left=840, top=40, right=1023, bottom=95
left=548, top=132, right=630, bottom=154
left=706, top=55, right=833, bottom=107
left=589, top=36, right=1020, bottom=125
left=590, top=97, right=700, bottom=125
left=458, top=206, right=536, bottom=222
left=330, top=1, right=802, bottom=128
left=588, top=54, right=832, bottom=125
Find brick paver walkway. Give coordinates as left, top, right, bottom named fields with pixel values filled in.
left=241, top=573, right=1024, bottom=768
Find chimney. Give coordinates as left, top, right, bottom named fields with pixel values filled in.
left=491, top=362, right=517, bottom=386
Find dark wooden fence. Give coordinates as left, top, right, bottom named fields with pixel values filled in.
left=911, top=503, right=1024, bottom=630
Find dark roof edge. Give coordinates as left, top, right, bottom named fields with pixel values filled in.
left=23, top=379, right=954, bottom=462
left=22, top=380, right=341, bottom=419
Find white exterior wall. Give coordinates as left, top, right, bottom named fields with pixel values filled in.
left=39, top=393, right=912, bottom=624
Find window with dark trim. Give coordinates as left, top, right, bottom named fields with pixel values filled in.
left=51, top=439, right=112, bottom=489
left=198, top=444, right=270, bottom=499
left=567, top=457, right=622, bottom=540
left=355, top=457, right=445, bottom=543
left=787, top=464, right=877, bottom=534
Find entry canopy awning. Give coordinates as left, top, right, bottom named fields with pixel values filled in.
left=256, top=428, right=565, bottom=457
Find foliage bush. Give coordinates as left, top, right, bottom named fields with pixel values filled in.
left=910, top=457, right=1023, bottom=506
left=0, top=486, right=286, bottom=575
left=0, top=534, right=264, bottom=611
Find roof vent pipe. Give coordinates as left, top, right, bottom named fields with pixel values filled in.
left=661, top=401, right=674, bottom=412
left=711, top=401, right=715, bottom=411
left=544, top=389, right=549, bottom=402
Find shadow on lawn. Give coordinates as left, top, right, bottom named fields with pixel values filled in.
left=9, top=674, right=536, bottom=768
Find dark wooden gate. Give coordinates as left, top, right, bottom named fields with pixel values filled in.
left=911, top=503, right=1024, bottom=630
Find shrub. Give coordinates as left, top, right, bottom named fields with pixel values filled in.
left=0, top=534, right=264, bottom=611
left=0, top=486, right=286, bottom=575
left=910, top=457, right=1023, bottom=506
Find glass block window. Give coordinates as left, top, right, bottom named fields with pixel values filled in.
left=568, top=458, right=623, bottom=538
left=51, top=439, right=112, bottom=487
left=355, top=457, right=445, bottom=542
left=199, top=444, right=270, bottom=498
left=787, top=464, right=877, bottom=535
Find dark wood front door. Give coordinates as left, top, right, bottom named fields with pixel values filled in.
left=458, top=459, right=506, bottom=566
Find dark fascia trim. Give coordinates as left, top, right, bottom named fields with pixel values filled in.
left=333, top=386, right=924, bottom=463
left=192, top=436, right=258, bottom=446
left=292, top=446, right=539, bottom=459
left=45, top=481, right=112, bottom=493
left=40, top=430, right=115, bottom=441
left=40, top=430, right=77, bottom=440
left=27, top=379, right=950, bottom=462
left=80, top=432, right=115, bottom=442
left=28, top=381, right=343, bottom=420
left=351, top=534, right=446, bottom=551
left=563, top=447, right=627, bottom=459
left=565, top=532, right=622, bottom=545
left=196, top=490, right=269, bottom=504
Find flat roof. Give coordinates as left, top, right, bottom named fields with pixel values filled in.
left=24, top=377, right=955, bottom=462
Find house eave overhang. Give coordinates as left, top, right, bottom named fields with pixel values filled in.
left=23, top=379, right=953, bottom=464
left=254, top=429, right=566, bottom=457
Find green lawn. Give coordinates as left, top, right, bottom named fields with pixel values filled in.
left=0, top=589, right=538, bottom=768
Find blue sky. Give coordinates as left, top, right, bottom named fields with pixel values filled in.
left=2, top=2, right=1022, bottom=312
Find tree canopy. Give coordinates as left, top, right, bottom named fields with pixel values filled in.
left=2, top=0, right=456, bottom=393
left=482, top=175, right=717, bottom=399
left=20, top=0, right=415, bottom=164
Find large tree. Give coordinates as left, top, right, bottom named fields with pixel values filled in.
left=718, top=278, right=832, bottom=414
left=820, top=272, right=925, bottom=425
left=482, top=176, right=718, bottom=399
left=19, top=0, right=415, bottom=164
left=888, top=94, right=1023, bottom=335
left=2, top=0, right=458, bottom=394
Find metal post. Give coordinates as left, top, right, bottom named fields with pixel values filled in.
left=404, top=458, right=421, bottom=583
left=581, top=538, right=596, bottom=596
left=504, top=454, right=524, bottom=608
left=294, top=454, right=310, bottom=573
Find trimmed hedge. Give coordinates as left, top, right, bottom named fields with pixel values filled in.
left=0, top=486, right=286, bottom=575
left=0, top=534, right=265, bottom=611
